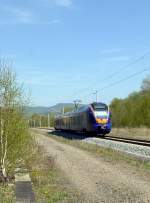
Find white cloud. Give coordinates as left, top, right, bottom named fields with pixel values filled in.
left=0, top=5, right=61, bottom=25
left=3, top=6, right=33, bottom=24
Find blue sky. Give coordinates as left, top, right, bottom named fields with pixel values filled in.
left=0, top=0, right=150, bottom=106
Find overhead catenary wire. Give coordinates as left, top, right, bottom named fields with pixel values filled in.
left=72, top=51, right=150, bottom=98
left=80, top=66, right=150, bottom=102
left=99, top=66, right=150, bottom=91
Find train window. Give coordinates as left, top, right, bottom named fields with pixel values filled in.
left=92, top=103, right=108, bottom=111
left=77, top=105, right=88, bottom=112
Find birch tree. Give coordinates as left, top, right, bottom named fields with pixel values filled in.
left=0, top=60, right=30, bottom=182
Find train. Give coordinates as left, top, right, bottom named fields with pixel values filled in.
left=54, top=102, right=112, bottom=136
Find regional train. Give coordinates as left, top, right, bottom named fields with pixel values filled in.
left=54, top=102, right=112, bottom=136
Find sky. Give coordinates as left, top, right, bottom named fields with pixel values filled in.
left=0, top=0, right=150, bottom=106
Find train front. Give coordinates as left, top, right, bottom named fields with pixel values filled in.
left=91, top=102, right=112, bottom=134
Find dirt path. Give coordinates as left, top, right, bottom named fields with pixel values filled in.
left=34, top=131, right=150, bottom=203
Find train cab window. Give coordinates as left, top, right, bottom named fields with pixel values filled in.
left=92, top=103, right=108, bottom=111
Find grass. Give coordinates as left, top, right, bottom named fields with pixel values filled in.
left=0, top=184, right=15, bottom=203
left=111, top=127, right=150, bottom=140
left=27, top=142, right=79, bottom=203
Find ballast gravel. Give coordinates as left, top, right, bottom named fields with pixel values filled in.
left=83, top=137, right=150, bottom=160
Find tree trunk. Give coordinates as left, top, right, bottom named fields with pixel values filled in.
left=0, top=116, right=7, bottom=182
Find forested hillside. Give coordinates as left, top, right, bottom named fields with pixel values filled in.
left=26, top=103, right=75, bottom=116
left=110, top=76, right=150, bottom=127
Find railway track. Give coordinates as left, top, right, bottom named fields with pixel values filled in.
left=37, top=128, right=150, bottom=147
left=36, top=128, right=150, bottom=160
left=104, top=135, right=150, bottom=147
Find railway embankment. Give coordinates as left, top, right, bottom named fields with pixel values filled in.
left=37, top=128, right=150, bottom=161
left=84, top=137, right=150, bottom=161
left=33, top=129, right=150, bottom=203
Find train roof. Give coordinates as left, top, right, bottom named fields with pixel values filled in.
left=55, top=102, right=108, bottom=119
left=64, top=104, right=89, bottom=115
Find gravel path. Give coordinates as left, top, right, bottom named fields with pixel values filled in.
left=34, top=131, right=150, bottom=203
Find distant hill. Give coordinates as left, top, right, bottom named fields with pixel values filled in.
left=26, top=103, right=75, bottom=116
left=49, top=103, right=74, bottom=113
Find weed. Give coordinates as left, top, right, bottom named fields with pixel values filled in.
left=0, top=184, right=15, bottom=203
left=27, top=143, right=75, bottom=203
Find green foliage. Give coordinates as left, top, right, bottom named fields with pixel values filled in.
left=0, top=63, right=31, bottom=180
left=141, top=75, right=150, bottom=92
left=64, top=106, right=74, bottom=113
left=110, top=76, right=150, bottom=127
left=0, top=184, right=15, bottom=203
left=29, top=106, right=75, bottom=128
left=29, top=113, right=55, bottom=127
left=28, top=144, right=70, bottom=203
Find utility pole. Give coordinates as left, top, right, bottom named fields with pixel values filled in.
left=39, top=115, right=42, bottom=128
left=73, top=100, right=82, bottom=110
left=93, top=90, right=98, bottom=102
left=28, top=119, right=30, bottom=127
left=48, top=113, right=50, bottom=128
left=62, top=107, right=64, bottom=115
left=33, top=120, right=35, bottom=128
left=0, top=107, right=2, bottom=137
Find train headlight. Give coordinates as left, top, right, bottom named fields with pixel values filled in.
left=96, top=118, right=107, bottom=124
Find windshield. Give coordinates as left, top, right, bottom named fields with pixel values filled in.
left=94, top=110, right=108, bottom=118
left=92, top=103, right=108, bottom=111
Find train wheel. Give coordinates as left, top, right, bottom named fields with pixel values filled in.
left=82, top=128, right=87, bottom=133
left=100, top=134, right=106, bottom=137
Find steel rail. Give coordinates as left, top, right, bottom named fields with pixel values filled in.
left=37, top=128, right=150, bottom=147
left=104, top=136, right=150, bottom=147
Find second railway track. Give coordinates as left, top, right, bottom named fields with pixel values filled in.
left=104, top=136, right=150, bottom=147
left=38, top=127, right=150, bottom=147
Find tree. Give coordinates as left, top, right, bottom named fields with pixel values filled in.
left=64, top=106, right=74, bottom=113
left=110, top=75, right=150, bottom=128
left=110, top=98, right=123, bottom=127
left=141, top=75, right=150, bottom=92
left=0, top=61, right=30, bottom=182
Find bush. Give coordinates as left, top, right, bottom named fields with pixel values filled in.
left=0, top=61, right=31, bottom=182
left=110, top=76, right=150, bottom=128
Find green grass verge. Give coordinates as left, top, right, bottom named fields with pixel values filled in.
left=0, top=184, right=15, bottom=203
left=27, top=143, right=78, bottom=203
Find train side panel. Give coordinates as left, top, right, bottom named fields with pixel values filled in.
left=54, top=103, right=112, bottom=135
